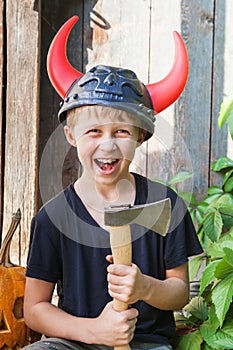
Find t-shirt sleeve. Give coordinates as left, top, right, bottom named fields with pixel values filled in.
left=26, top=210, right=62, bottom=282
left=164, top=194, right=203, bottom=270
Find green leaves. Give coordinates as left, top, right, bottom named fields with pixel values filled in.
left=198, top=242, right=233, bottom=326
left=203, top=209, right=223, bottom=242
left=175, top=330, right=203, bottom=350
left=172, top=92, right=233, bottom=349
left=184, top=296, right=208, bottom=322
left=189, top=255, right=204, bottom=282
left=212, top=274, right=233, bottom=326
left=199, top=260, right=218, bottom=294
left=212, top=157, right=233, bottom=171
left=201, top=315, right=233, bottom=349
left=177, top=243, right=233, bottom=348
left=218, top=91, right=233, bottom=139
left=168, top=171, right=193, bottom=185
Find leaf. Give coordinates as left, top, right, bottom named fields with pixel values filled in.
left=200, top=306, right=220, bottom=340
left=206, top=319, right=233, bottom=349
left=222, top=243, right=233, bottom=267
left=218, top=93, right=233, bottom=129
left=168, top=171, right=193, bottom=185
left=189, top=255, right=203, bottom=281
left=184, top=296, right=208, bottom=321
left=195, top=210, right=204, bottom=226
left=202, top=344, right=220, bottom=350
left=215, top=258, right=233, bottom=279
left=207, top=186, right=224, bottom=195
left=220, top=229, right=233, bottom=241
left=203, top=210, right=223, bottom=242
left=227, top=109, right=233, bottom=139
left=223, top=169, right=233, bottom=185
left=212, top=274, right=233, bottom=326
left=197, top=202, right=209, bottom=214
left=175, top=330, right=203, bottom=350
left=224, top=176, right=233, bottom=192
left=211, top=157, right=233, bottom=172
left=179, top=192, right=197, bottom=206
left=205, top=242, right=224, bottom=259
left=222, top=214, right=233, bottom=230
left=200, top=260, right=219, bottom=294
left=204, top=194, right=222, bottom=205
left=201, top=343, right=216, bottom=350
left=201, top=309, right=233, bottom=349
left=215, top=193, right=233, bottom=215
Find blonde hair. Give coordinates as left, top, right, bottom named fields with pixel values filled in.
left=66, top=105, right=143, bottom=132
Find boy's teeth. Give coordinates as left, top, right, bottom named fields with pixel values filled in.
left=97, top=159, right=116, bottom=164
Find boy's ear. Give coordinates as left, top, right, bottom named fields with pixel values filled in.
left=64, top=125, right=77, bottom=147
left=137, top=129, right=147, bottom=146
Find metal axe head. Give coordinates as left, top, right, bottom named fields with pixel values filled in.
left=104, top=198, right=171, bottom=237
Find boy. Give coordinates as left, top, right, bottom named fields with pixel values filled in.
left=23, top=17, right=202, bottom=350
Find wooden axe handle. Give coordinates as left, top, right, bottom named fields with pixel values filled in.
left=109, top=225, right=132, bottom=350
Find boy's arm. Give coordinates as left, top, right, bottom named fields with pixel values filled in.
left=24, top=277, right=138, bottom=346
left=107, top=261, right=190, bottom=310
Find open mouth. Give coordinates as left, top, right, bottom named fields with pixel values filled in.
left=95, top=158, right=119, bottom=173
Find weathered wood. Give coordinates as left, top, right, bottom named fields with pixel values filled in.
left=2, top=0, right=40, bottom=265
left=174, top=0, right=215, bottom=199
left=0, top=0, right=4, bottom=242
left=224, top=0, right=233, bottom=160
left=38, top=0, right=84, bottom=208
left=210, top=0, right=227, bottom=186
left=147, top=0, right=182, bottom=183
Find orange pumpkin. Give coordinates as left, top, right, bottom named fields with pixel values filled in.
left=0, top=209, right=41, bottom=349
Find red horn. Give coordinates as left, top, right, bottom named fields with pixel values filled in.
left=146, top=31, right=189, bottom=114
left=47, top=16, right=83, bottom=98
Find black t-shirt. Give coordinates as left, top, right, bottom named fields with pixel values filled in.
left=26, top=173, right=203, bottom=345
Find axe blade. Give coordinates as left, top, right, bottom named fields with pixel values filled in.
left=104, top=198, right=171, bottom=237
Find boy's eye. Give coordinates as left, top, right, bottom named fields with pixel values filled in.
left=86, top=129, right=101, bottom=134
left=116, top=129, right=130, bottom=135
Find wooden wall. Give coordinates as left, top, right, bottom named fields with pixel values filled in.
left=0, top=0, right=3, bottom=236
left=0, top=0, right=232, bottom=265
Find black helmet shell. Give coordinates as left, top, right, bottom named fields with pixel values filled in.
left=59, top=65, right=155, bottom=140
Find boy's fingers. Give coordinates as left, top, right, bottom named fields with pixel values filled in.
left=106, top=255, right=114, bottom=263
left=107, top=263, right=131, bottom=275
left=125, top=307, right=139, bottom=319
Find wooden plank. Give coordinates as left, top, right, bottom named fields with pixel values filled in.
left=210, top=0, right=227, bottom=186
left=0, top=0, right=3, bottom=243
left=38, top=1, right=84, bottom=209
left=84, top=0, right=151, bottom=77
left=147, top=0, right=181, bottom=183
left=177, top=0, right=215, bottom=199
left=149, top=0, right=215, bottom=199
left=2, top=0, right=40, bottom=265
left=224, top=0, right=233, bottom=160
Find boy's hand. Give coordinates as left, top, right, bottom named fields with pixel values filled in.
left=95, top=301, right=138, bottom=346
left=106, top=255, right=146, bottom=304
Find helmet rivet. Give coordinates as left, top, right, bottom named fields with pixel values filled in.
left=60, top=101, right=64, bottom=107
left=65, top=97, right=70, bottom=103
left=73, top=93, right=78, bottom=99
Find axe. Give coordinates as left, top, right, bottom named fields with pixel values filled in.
left=104, top=198, right=172, bottom=350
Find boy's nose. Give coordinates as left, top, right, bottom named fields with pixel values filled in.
left=99, top=137, right=117, bottom=152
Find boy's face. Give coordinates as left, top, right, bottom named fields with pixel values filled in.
left=64, top=106, right=145, bottom=186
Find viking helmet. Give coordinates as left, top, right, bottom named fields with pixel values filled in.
left=47, top=16, right=189, bottom=141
